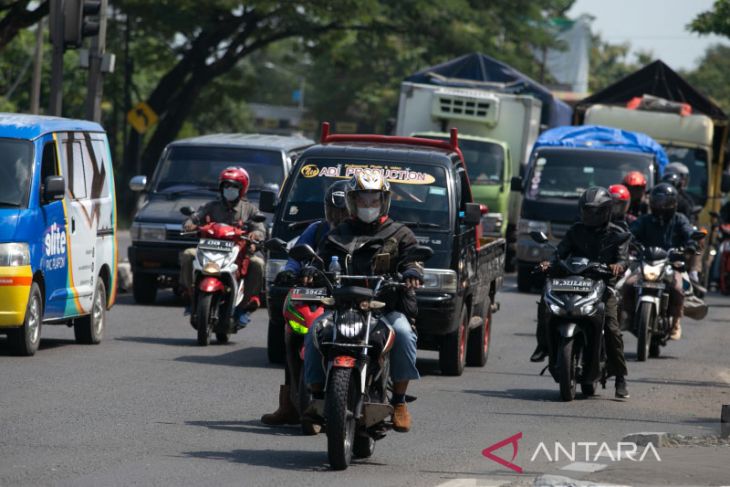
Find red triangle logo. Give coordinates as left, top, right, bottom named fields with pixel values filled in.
left=482, top=432, right=523, bottom=473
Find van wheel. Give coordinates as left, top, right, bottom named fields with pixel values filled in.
left=75, top=280, right=106, bottom=344
left=9, top=282, right=42, bottom=356
left=466, top=304, right=492, bottom=367
left=133, top=273, right=157, bottom=304
left=439, top=307, right=467, bottom=376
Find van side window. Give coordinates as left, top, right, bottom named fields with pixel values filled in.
left=41, top=141, right=59, bottom=181
left=89, top=139, right=110, bottom=198
left=61, top=140, right=87, bottom=200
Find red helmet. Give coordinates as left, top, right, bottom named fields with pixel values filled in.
left=219, top=166, right=250, bottom=197
left=608, top=184, right=630, bottom=219
left=622, top=171, right=646, bottom=188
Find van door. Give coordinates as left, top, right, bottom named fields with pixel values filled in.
left=57, top=132, right=96, bottom=316
left=39, top=135, right=69, bottom=319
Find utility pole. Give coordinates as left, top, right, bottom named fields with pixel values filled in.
left=49, top=0, right=65, bottom=116
left=30, top=19, right=44, bottom=114
left=84, top=0, right=107, bottom=121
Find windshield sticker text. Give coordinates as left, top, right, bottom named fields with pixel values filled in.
left=300, top=163, right=436, bottom=185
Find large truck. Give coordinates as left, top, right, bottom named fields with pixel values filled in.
left=574, top=61, right=730, bottom=224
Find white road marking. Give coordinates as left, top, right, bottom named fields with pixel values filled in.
left=560, top=461, right=608, bottom=473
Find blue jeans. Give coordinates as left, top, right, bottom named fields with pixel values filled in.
left=304, top=311, right=420, bottom=386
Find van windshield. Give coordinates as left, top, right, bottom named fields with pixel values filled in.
left=152, top=146, right=283, bottom=194
left=0, top=138, right=33, bottom=207
left=663, top=145, right=708, bottom=206
left=285, top=159, right=450, bottom=229
left=526, top=149, right=654, bottom=200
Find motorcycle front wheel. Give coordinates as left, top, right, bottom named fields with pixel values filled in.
left=326, top=367, right=357, bottom=470
left=196, top=294, right=214, bottom=346
left=636, top=302, right=653, bottom=362
left=557, top=337, right=576, bottom=402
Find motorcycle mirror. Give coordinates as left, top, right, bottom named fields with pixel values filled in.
left=264, top=238, right=287, bottom=253
left=179, top=206, right=193, bottom=216
left=529, top=231, right=549, bottom=244
left=690, top=230, right=706, bottom=241
left=290, top=244, right=320, bottom=263
left=251, top=214, right=267, bottom=223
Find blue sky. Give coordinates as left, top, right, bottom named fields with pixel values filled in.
left=568, top=0, right=729, bottom=71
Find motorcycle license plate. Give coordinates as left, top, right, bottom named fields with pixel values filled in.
left=640, top=281, right=665, bottom=289
left=550, top=278, right=593, bottom=293
left=290, top=287, right=328, bottom=301
left=198, top=239, right=235, bottom=251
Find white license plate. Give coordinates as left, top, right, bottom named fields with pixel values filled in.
left=198, top=239, right=234, bottom=251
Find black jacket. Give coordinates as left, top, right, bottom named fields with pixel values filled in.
left=676, top=189, right=696, bottom=222
left=318, top=217, right=423, bottom=320
left=630, top=212, right=694, bottom=250
left=555, top=222, right=629, bottom=268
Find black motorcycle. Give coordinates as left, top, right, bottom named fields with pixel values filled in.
left=531, top=231, right=616, bottom=402
left=297, top=242, right=432, bottom=470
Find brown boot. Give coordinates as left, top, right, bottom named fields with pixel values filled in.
left=261, top=385, right=300, bottom=425
left=670, top=319, right=682, bottom=340
left=392, top=403, right=411, bottom=433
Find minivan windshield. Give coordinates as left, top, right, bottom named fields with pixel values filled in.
left=0, top=138, right=33, bottom=207
left=663, top=145, right=708, bottom=206
left=152, top=146, right=283, bottom=194
left=285, top=159, right=451, bottom=229
left=526, top=149, right=654, bottom=200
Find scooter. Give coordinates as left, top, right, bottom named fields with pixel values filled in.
left=530, top=231, right=615, bottom=402
left=710, top=211, right=730, bottom=295
left=180, top=207, right=264, bottom=346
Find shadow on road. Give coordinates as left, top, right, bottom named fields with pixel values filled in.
left=0, top=337, right=77, bottom=355
left=491, top=410, right=705, bottom=426
left=630, top=377, right=730, bottom=388
left=175, top=346, right=276, bottom=368
left=116, top=336, right=196, bottom=347
left=181, top=448, right=328, bottom=471
left=186, top=419, right=301, bottom=436
left=114, top=293, right=186, bottom=308
left=462, top=387, right=562, bottom=402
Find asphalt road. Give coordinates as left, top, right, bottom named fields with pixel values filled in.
left=1, top=277, right=729, bottom=487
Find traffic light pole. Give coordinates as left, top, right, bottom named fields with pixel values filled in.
left=49, top=0, right=65, bottom=116
left=84, top=0, right=107, bottom=122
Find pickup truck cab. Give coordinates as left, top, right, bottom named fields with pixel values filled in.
left=261, top=124, right=504, bottom=376
left=128, top=133, right=312, bottom=304
left=0, top=114, right=117, bottom=355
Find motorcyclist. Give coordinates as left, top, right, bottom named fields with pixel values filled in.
left=608, top=184, right=631, bottom=232
left=661, top=162, right=695, bottom=222
left=180, top=166, right=265, bottom=327
left=624, top=183, right=696, bottom=340
left=623, top=171, right=648, bottom=223
left=530, top=187, right=630, bottom=399
left=302, top=170, right=423, bottom=432
left=260, top=180, right=350, bottom=427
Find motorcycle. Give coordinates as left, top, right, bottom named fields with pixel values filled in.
left=710, top=211, right=730, bottom=295
left=294, top=242, right=432, bottom=470
left=630, top=231, right=706, bottom=361
left=530, top=231, right=616, bottom=402
left=180, top=207, right=265, bottom=346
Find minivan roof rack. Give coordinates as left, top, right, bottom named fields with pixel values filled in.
left=319, top=122, right=463, bottom=160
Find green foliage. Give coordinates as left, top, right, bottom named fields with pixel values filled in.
left=689, top=0, right=730, bottom=38
left=684, top=44, right=730, bottom=115
left=588, top=34, right=653, bottom=92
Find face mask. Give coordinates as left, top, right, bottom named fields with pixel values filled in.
left=357, top=207, right=380, bottom=223
left=223, top=187, right=239, bottom=202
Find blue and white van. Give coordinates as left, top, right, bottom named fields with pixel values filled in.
left=0, top=114, right=117, bottom=355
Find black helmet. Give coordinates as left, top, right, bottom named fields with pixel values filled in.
left=661, top=172, right=682, bottom=189
left=649, top=183, right=678, bottom=221
left=578, top=186, right=612, bottom=227
left=324, top=180, right=349, bottom=227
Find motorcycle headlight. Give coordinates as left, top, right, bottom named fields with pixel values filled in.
left=203, top=262, right=221, bottom=275
left=0, top=242, right=30, bottom=267
left=338, top=320, right=364, bottom=339
left=580, top=304, right=595, bottom=315
left=130, top=222, right=166, bottom=242
left=642, top=263, right=663, bottom=282
left=548, top=303, right=565, bottom=316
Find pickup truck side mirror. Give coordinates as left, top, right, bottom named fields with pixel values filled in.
left=264, top=238, right=287, bottom=253
left=179, top=206, right=194, bottom=217
left=43, top=175, right=65, bottom=202
left=463, top=203, right=482, bottom=225
left=259, top=190, right=277, bottom=213
left=510, top=176, right=523, bottom=192
left=721, top=173, right=730, bottom=193
left=129, top=175, right=147, bottom=192
left=530, top=231, right=549, bottom=244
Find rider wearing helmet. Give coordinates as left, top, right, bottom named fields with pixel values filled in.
left=624, top=183, right=696, bottom=340
left=181, top=167, right=266, bottom=327
left=302, top=170, right=424, bottom=432
left=532, top=187, right=630, bottom=399
left=260, top=180, right=350, bottom=428
left=608, top=184, right=632, bottom=231
left=662, top=162, right=696, bottom=222
left=622, top=171, right=648, bottom=223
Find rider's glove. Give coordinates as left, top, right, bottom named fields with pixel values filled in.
left=301, top=266, right=319, bottom=281
left=401, top=267, right=424, bottom=285
left=274, top=269, right=297, bottom=286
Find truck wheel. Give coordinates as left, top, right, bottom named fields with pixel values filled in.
left=8, top=282, right=42, bottom=356
left=517, top=265, right=533, bottom=293
left=439, top=307, right=467, bottom=376
left=133, top=273, right=157, bottom=304
left=267, top=318, right=286, bottom=364
left=74, top=280, right=106, bottom=344
left=466, top=305, right=492, bottom=367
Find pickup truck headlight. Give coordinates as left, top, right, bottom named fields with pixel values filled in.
left=517, top=219, right=549, bottom=235
left=266, top=258, right=288, bottom=284
left=420, top=269, right=457, bottom=293
left=130, top=222, right=166, bottom=242
left=0, top=243, right=30, bottom=267
left=481, top=213, right=504, bottom=235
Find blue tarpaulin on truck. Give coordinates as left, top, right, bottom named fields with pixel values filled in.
left=532, top=125, right=669, bottom=174
left=404, top=52, right=573, bottom=128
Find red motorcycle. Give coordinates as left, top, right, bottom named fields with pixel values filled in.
left=717, top=221, right=730, bottom=295
left=182, top=209, right=265, bottom=345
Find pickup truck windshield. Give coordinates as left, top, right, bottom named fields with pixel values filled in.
left=663, top=145, right=708, bottom=206
left=152, top=146, right=283, bottom=194
left=526, top=149, right=654, bottom=199
left=418, top=135, right=503, bottom=185
left=285, top=159, right=450, bottom=229
left=0, top=138, right=33, bottom=207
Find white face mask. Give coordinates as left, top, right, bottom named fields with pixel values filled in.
left=223, top=188, right=239, bottom=202
left=357, top=207, right=380, bottom=223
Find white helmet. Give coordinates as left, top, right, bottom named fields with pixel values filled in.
left=665, top=162, right=690, bottom=188
left=345, top=170, right=391, bottom=223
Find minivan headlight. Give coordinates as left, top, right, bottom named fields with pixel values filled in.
left=0, top=243, right=30, bottom=267
left=130, top=222, right=166, bottom=242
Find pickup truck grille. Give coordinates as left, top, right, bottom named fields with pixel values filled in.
left=165, top=226, right=197, bottom=244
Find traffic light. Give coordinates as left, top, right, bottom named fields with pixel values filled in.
left=63, top=0, right=101, bottom=48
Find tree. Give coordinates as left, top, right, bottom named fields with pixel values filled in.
left=689, top=0, right=730, bottom=38
left=588, top=34, right=652, bottom=92
left=685, top=44, right=730, bottom=115
left=0, top=0, right=48, bottom=52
